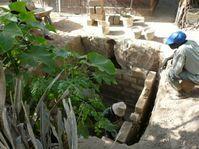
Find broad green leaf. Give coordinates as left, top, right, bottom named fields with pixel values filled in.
left=0, top=11, right=17, bottom=23
left=20, top=46, right=54, bottom=66
left=29, top=35, right=46, bottom=45
left=9, top=2, right=27, bottom=13
left=0, top=32, right=15, bottom=53
left=87, top=52, right=115, bottom=75
left=4, top=22, right=23, bottom=37
left=19, top=12, right=36, bottom=23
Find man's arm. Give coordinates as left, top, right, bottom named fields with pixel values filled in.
left=161, top=54, right=174, bottom=69
left=172, top=48, right=186, bottom=77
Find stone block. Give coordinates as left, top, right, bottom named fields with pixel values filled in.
left=96, top=7, right=104, bottom=14
left=87, top=19, right=95, bottom=26
left=108, top=16, right=114, bottom=25
left=89, top=7, right=95, bottom=14
left=135, top=71, right=156, bottom=116
left=113, top=16, right=121, bottom=25
left=90, top=14, right=105, bottom=21
left=89, top=0, right=104, bottom=6
left=131, top=67, right=148, bottom=79
left=186, top=8, right=199, bottom=24
left=117, top=121, right=132, bottom=143
left=130, top=113, right=141, bottom=122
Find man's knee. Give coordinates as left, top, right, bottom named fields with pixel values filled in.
left=180, top=80, right=195, bottom=93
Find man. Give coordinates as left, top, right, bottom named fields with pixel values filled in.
left=103, top=102, right=126, bottom=139
left=162, top=31, right=199, bottom=95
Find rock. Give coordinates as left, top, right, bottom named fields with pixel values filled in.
left=114, top=39, right=162, bottom=71
left=66, top=36, right=85, bottom=53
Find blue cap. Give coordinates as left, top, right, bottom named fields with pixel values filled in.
left=166, top=31, right=187, bottom=45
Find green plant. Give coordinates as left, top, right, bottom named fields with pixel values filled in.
left=0, top=1, right=118, bottom=142
left=30, top=51, right=117, bottom=137
left=0, top=1, right=56, bottom=75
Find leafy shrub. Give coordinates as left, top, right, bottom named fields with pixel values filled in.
left=0, top=1, right=117, bottom=142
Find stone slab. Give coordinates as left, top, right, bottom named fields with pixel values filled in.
left=117, top=121, right=133, bottom=143
left=135, top=71, right=156, bottom=116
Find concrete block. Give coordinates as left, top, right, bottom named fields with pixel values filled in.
left=117, top=121, right=132, bottom=143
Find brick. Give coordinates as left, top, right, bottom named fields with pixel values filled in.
left=131, top=83, right=143, bottom=91
left=116, top=73, right=122, bottom=80
left=117, top=121, right=132, bottom=143
left=137, top=79, right=145, bottom=86
left=123, top=73, right=132, bottom=82
left=118, top=80, right=130, bottom=87
left=130, top=77, right=137, bottom=84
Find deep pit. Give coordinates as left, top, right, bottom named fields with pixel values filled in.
left=65, top=35, right=162, bottom=145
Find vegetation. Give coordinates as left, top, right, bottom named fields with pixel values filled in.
left=0, top=1, right=117, bottom=148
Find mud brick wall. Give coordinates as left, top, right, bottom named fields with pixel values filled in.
left=101, top=67, right=148, bottom=114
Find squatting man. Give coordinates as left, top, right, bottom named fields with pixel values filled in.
left=162, top=31, right=199, bottom=96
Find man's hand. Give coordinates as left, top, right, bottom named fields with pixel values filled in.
left=161, top=55, right=174, bottom=69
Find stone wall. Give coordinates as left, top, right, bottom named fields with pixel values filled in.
left=101, top=67, right=148, bottom=116
left=115, top=39, right=163, bottom=72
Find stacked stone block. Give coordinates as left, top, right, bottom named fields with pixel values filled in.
left=117, top=71, right=156, bottom=144
left=87, top=0, right=105, bottom=26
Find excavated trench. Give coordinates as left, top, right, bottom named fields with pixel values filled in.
left=66, top=36, right=161, bottom=145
